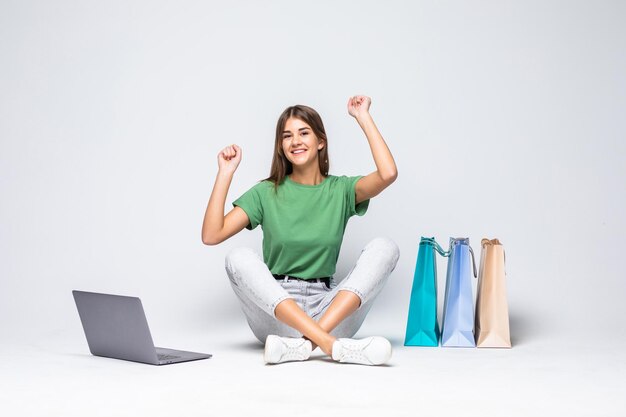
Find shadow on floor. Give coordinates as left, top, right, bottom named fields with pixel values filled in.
left=226, top=340, right=265, bottom=352
left=509, top=312, right=535, bottom=347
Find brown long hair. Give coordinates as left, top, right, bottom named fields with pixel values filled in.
left=264, top=105, right=329, bottom=190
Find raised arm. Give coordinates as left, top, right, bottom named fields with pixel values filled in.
left=348, top=96, right=398, bottom=204
left=201, top=144, right=250, bottom=245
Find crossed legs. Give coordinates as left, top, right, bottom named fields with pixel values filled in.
left=275, top=290, right=361, bottom=355
left=225, top=237, right=400, bottom=361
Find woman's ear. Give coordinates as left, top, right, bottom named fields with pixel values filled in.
left=317, top=140, right=325, bottom=151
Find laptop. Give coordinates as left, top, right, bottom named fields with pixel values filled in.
left=73, top=290, right=212, bottom=365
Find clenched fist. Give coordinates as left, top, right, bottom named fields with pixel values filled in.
left=347, top=95, right=372, bottom=119
left=218, top=144, right=242, bottom=174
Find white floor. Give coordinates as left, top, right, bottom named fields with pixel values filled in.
left=2, top=315, right=624, bottom=417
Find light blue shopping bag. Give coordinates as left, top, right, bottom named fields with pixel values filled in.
left=441, top=237, right=477, bottom=347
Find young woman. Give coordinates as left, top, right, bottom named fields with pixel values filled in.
left=201, top=95, right=399, bottom=366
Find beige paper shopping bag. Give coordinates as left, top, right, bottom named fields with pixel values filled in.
left=475, top=238, right=511, bottom=348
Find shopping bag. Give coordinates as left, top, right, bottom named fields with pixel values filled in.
left=404, top=237, right=449, bottom=346
left=475, top=238, right=511, bottom=348
left=441, top=237, right=477, bottom=347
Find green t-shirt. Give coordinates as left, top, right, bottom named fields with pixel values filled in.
left=232, top=175, right=369, bottom=279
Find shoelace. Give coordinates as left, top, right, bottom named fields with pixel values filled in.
left=337, top=339, right=374, bottom=364
left=280, top=341, right=309, bottom=361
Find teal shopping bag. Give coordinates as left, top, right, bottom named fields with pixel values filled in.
left=404, top=237, right=449, bottom=346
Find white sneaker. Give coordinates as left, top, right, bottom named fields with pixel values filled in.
left=264, top=335, right=312, bottom=364
left=331, top=336, right=392, bottom=365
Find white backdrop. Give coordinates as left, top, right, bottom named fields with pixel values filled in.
left=1, top=0, right=625, bottom=348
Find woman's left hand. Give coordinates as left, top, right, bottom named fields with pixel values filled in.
left=347, top=95, right=371, bottom=119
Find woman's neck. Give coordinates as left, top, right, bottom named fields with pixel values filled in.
left=289, top=166, right=325, bottom=185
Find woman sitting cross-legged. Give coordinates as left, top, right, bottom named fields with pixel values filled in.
left=201, top=96, right=400, bottom=365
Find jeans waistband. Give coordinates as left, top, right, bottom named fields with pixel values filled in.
left=273, top=274, right=331, bottom=288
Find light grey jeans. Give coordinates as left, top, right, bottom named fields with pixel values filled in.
left=224, top=237, right=400, bottom=343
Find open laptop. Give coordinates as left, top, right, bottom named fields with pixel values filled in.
left=73, top=290, right=212, bottom=365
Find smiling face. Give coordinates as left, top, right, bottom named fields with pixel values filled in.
left=281, top=117, right=325, bottom=169
left=266, top=105, right=330, bottom=188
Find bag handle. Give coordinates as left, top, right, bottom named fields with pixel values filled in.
left=422, top=237, right=477, bottom=276
left=469, top=245, right=477, bottom=278
left=420, top=237, right=450, bottom=257
left=481, top=238, right=506, bottom=274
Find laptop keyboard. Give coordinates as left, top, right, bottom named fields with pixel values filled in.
left=158, top=354, right=181, bottom=360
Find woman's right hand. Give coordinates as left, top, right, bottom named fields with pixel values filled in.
left=217, top=144, right=242, bottom=174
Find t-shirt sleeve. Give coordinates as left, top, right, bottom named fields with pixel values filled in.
left=232, top=183, right=264, bottom=230
left=346, top=175, right=369, bottom=217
